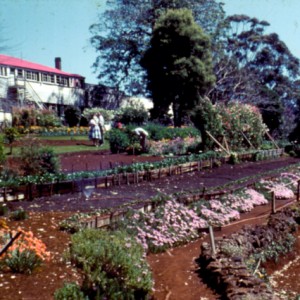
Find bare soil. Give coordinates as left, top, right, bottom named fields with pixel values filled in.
left=1, top=143, right=300, bottom=300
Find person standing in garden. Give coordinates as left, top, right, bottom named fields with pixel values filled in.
left=88, top=114, right=101, bottom=147
left=133, top=127, right=149, bottom=152
left=97, top=112, right=105, bottom=146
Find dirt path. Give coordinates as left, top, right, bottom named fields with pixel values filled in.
left=148, top=198, right=296, bottom=300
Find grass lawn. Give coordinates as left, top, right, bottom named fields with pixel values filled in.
left=3, top=135, right=110, bottom=155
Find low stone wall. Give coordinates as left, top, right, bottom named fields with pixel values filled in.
left=199, top=208, right=299, bottom=299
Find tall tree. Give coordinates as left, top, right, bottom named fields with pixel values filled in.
left=141, top=9, right=215, bottom=127
left=209, top=15, right=300, bottom=136
left=90, top=0, right=224, bottom=95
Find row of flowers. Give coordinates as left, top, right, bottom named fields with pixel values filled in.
left=104, top=168, right=300, bottom=253
left=15, top=126, right=89, bottom=135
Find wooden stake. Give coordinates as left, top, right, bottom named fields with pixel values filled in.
left=206, top=131, right=230, bottom=155
left=240, top=131, right=254, bottom=149
left=265, top=131, right=280, bottom=149
left=208, top=226, right=216, bottom=256
left=271, top=191, right=276, bottom=214
left=223, top=135, right=230, bottom=152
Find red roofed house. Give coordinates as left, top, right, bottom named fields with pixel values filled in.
left=0, top=54, right=85, bottom=122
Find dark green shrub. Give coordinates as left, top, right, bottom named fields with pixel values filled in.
left=19, top=138, right=60, bottom=176
left=0, top=204, right=9, bottom=216
left=115, top=106, right=149, bottom=125
left=36, top=111, right=61, bottom=128
left=3, top=127, right=19, bottom=154
left=64, top=106, right=81, bottom=127
left=144, top=123, right=200, bottom=141
left=54, top=282, right=85, bottom=300
left=9, top=209, right=28, bottom=221
left=70, top=229, right=153, bottom=299
left=0, top=140, right=6, bottom=166
left=107, top=128, right=130, bottom=153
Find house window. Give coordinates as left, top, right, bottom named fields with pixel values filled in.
left=0, top=66, right=7, bottom=76
left=57, top=76, right=69, bottom=86
left=25, top=70, right=38, bottom=81
left=17, top=69, right=23, bottom=78
left=42, top=73, right=55, bottom=83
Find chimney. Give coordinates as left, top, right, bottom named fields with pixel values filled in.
left=55, top=57, right=61, bottom=70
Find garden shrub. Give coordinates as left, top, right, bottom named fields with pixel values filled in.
left=69, top=229, right=153, bottom=299
left=19, top=137, right=60, bottom=176
left=144, top=123, right=200, bottom=141
left=4, top=249, right=42, bottom=274
left=114, top=103, right=149, bottom=125
left=191, top=99, right=267, bottom=151
left=191, top=98, right=223, bottom=150
left=107, top=128, right=130, bottom=153
left=0, top=204, right=9, bottom=216
left=36, top=110, right=61, bottom=128
left=9, top=209, right=28, bottom=221
left=82, top=108, right=114, bottom=124
left=12, top=107, right=61, bottom=129
left=0, top=139, right=6, bottom=167
left=54, top=282, right=85, bottom=300
left=3, top=127, right=19, bottom=154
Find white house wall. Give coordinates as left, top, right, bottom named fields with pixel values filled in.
left=27, top=81, right=84, bottom=106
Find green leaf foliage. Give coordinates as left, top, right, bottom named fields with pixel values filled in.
left=141, top=9, right=215, bottom=126
left=69, top=229, right=153, bottom=299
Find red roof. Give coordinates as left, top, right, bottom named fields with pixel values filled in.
left=0, top=54, right=84, bottom=78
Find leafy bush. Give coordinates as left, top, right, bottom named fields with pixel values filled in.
left=0, top=140, right=6, bottom=167
left=191, top=99, right=267, bottom=151
left=144, top=123, right=200, bottom=141
left=12, top=107, right=61, bottom=128
left=0, top=204, right=9, bottom=216
left=4, top=249, right=42, bottom=274
left=36, top=111, right=61, bottom=128
left=82, top=108, right=114, bottom=124
left=9, top=209, right=28, bottom=221
left=54, top=282, right=85, bottom=300
left=69, top=229, right=153, bottom=299
left=115, top=104, right=149, bottom=125
left=3, top=127, right=19, bottom=154
left=19, top=137, right=60, bottom=176
left=107, top=128, right=130, bottom=153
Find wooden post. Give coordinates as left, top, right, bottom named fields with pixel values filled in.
left=297, top=180, right=300, bottom=202
left=109, top=161, right=113, bottom=169
left=0, top=231, right=22, bottom=257
left=240, top=131, right=254, bottom=149
left=208, top=225, right=216, bottom=256
left=265, top=131, right=280, bottom=150
left=206, top=131, right=230, bottom=155
left=271, top=191, right=276, bottom=214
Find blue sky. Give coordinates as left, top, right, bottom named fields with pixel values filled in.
left=1, top=0, right=300, bottom=84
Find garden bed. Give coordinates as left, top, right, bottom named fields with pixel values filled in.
left=1, top=154, right=300, bottom=299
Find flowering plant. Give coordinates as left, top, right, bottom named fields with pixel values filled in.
left=0, top=227, right=50, bottom=274
left=123, top=199, right=207, bottom=253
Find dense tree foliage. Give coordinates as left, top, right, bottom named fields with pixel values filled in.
left=141, top=9, right=215, bottom=126
left=90, top=0, right=224, bottom=95
left=210, top=15, right=300, bottom=137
